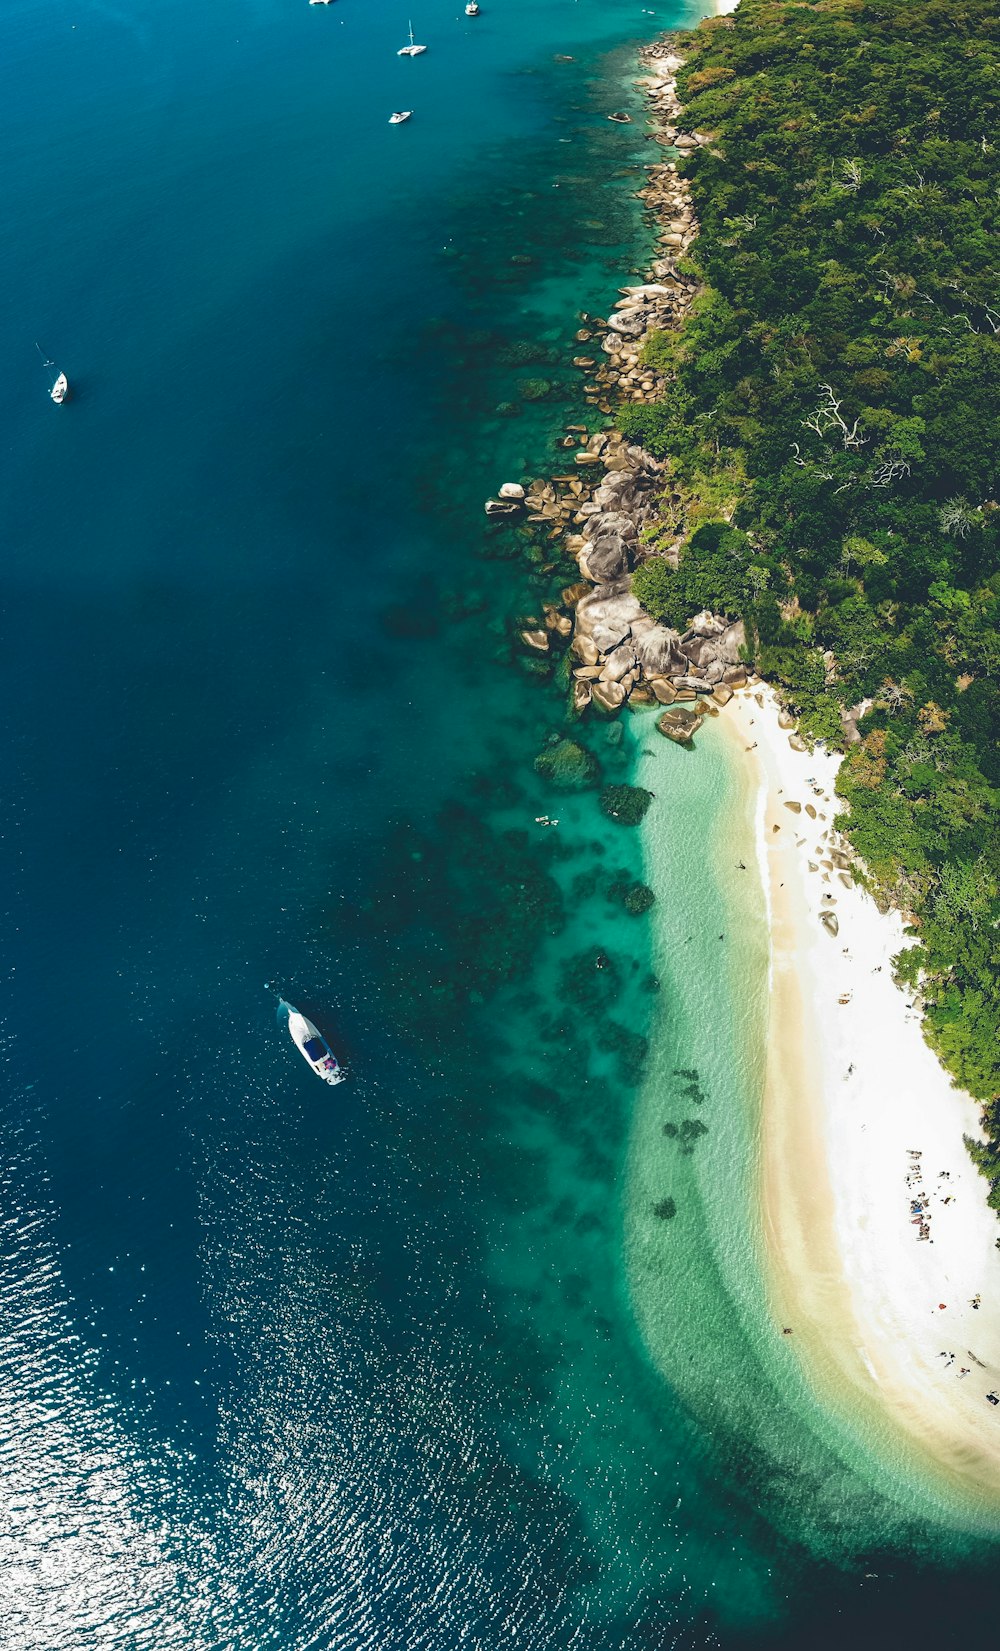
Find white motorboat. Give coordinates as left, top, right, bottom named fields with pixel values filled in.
left=465, top=2, right=480, bottom=13
left=281, top=1000, right=346, bottom=1085
left=398, top=21, right=427, bottom=55
left=308, top=1, right=333, bottom=7
left=50, top=372, right=68, bottom=404
left=389, top=110, right=413, bottom=124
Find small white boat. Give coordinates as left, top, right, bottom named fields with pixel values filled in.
left=282, top=1001, right=346, bottom=1085
left=50, top=372, right=68, bottom=404
left=308, top=1, right=333, bottom=7
left=398, top=21, right=427, bottom=55
left=465, top=2, right=480, bottom=13
left=389, top=110, right=413, bottom=124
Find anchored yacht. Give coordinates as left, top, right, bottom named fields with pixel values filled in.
left=281, top=1001, right=346, bottom=1085
left=50, top=372, right=68, bottom=404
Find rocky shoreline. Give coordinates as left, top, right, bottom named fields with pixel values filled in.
left=484, top=37, right=749, bottom=746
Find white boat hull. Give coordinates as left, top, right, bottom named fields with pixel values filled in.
left=284, top=1004, right=346, bottom=1085
left=50, top=372, right=68, bottom=404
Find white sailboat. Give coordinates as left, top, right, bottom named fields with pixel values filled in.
left=465, top=2, right=480, bottom=14
left=37, top=343, right=68, bottom=403
left=398, top=21, right=427, bottom=55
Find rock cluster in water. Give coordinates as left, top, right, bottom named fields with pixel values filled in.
left=483, top=40, right=754, bottom=743
left=534, top=737, right=600, bottom=791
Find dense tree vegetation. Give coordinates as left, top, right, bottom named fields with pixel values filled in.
left=626, top=0, right=1000, bottom=1208
left=632, top=521, right=753, bottom=628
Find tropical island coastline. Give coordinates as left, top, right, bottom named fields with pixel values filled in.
left=501, top=0, right=1000, bottom=1515
left=622, top=0, right=1000, bottom=1508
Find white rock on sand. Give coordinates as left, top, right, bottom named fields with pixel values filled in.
left=723, top=684, right=1000, bottom=1511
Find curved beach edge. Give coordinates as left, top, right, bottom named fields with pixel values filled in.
left=723, top=685, right=1000, bottom=1519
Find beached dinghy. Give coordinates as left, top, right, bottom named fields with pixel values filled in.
left=281, top=1001, right=346, bottom=1084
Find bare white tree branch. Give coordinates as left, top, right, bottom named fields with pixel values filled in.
left=804, top=384, right=868, bottom=450
left=869, top=455, right=912, bottom=488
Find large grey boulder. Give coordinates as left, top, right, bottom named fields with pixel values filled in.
left=680, top=619, right=745, bottom=670
left=575, top=586, right=644, bottom=646
left=716, top=620, right=746, bottom=664
left=579, top=536, right=632, bottom=583
left=591, top=680, right=627, bottom=716
left=619, top=283, right=678, bottom=301
left=592, top=623, right=631, bottom=653
left=591, top=485, right=621, bottom=511
left=606, top=309, right=650, bottom=337
left=656, top=706, right=704, bottom=744
left=600, top=646, right=638, bottom=684
left=583, top=509, right=638, bottom=543
left=679, top=635, right=714, bottom=668
left=572, top=633, right=600, bottom=667
left=633, top=623, right=684, bottom=678
left=840, top=696, right=872, bottom=745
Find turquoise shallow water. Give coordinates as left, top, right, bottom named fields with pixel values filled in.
left=2, top=0, right=1000, bottom=1645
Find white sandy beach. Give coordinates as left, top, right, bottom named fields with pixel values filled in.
left=722, top=685, right=1000, bottom=1512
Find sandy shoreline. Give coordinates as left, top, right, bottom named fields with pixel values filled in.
left=721, top=685, right=1000, bottom=1515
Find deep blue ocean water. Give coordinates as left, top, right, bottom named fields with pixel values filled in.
left=2, top=1, right=999, bottom=1646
